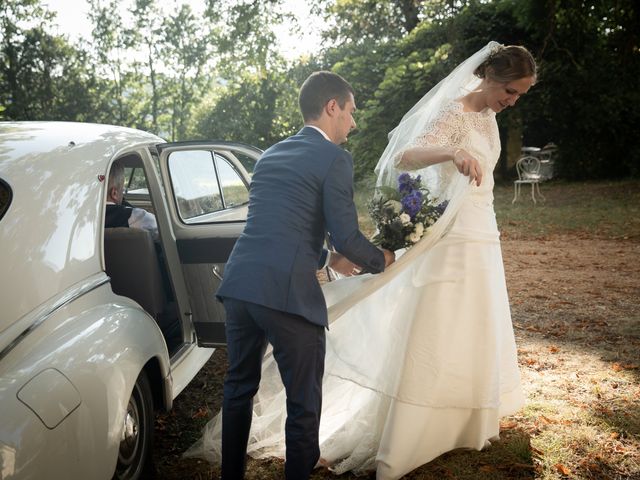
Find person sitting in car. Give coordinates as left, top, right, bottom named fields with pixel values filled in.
left=105, top=161, right=158, bottom=240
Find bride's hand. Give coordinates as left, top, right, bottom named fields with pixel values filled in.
left=452, top=148, right=483, bottom=186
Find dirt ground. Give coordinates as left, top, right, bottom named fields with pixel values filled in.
left=151, top=235, right=640, bottom=479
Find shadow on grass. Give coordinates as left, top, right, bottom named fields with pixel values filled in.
left=591, top=396, right=640, bottom=440
left=318, top=427, right=535, bottom=480
left=161, top=409, right=538, bottom=480
left=402, top=427, right=537, bottom=480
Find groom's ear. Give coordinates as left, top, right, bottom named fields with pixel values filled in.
left=325, top=98, right=338, bottom=117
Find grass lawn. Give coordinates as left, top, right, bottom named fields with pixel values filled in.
left=153, top=179, right=640, bottom=480
left=494, top=179, right=640, bottom=241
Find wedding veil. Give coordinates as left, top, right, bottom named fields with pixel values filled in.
left=375, top=41, right=500, bottom=191
left=323, top=40, right=502, bottom=321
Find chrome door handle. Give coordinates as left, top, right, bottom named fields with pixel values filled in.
left=212, top=265, right=223, bottom=281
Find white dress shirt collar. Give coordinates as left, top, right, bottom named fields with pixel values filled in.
left=305, top=125, right=331, bottom=142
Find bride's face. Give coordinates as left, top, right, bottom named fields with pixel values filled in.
left=484, top=76, right=535, bottom=113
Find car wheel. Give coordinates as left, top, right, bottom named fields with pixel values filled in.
left=113, top=370, right=155, bottom=480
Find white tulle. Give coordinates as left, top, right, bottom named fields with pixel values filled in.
left=185, top=41, right=524, bottom=480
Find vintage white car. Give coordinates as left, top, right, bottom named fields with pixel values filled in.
left=0, top=122, right=261, bottom=479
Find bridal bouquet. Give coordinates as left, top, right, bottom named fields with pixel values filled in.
left=368, top=173, right=448, bottom=251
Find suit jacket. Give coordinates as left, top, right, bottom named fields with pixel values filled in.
left=216, top=127, right=385, bottom=327
left=105, top=203, right=134, bottom=228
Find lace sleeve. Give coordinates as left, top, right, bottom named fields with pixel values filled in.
left=393, top=104, right=462, bottom=171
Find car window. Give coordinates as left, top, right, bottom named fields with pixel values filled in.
left=232, top=151, right=257, bottom=176
left=215, top=154, right=249, bottom=208
left=0, top=179, right=11, bottom=221
left=167, top=150, right=250, bottom=224
left=124, top=167, right=149, bottom=193
left=168, top=150, right=224, bottom=221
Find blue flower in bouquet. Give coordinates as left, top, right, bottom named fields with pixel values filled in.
left=368, top=173, right=448, bottom=251
left=401, top=190, right=423, bottom=218
left=398, top=173, right=421, bottom=195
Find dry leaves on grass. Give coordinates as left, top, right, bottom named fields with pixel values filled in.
left=554, top=463, right=572, bottom=475
left=612, top=362, right=639, bottom=372
left=191, top=406, right=210, bottom=419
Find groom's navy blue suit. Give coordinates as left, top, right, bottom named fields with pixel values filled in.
left=217, top=126, right=385, bottom=479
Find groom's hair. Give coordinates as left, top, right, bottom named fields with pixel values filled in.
left=299, top=71, right=354, bottom=122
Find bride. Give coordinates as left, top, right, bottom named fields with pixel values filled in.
left=186, top=41, right=537, bottom=479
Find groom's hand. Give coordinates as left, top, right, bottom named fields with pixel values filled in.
left=382, top=248, right=396, bottom=268
left=453, top=148, right=483, bottom=186
left=329, top=251, right=362, bottom=276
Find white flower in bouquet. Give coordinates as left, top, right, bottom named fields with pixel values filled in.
left=399, top=213, right=412, bottom=225
left=408, top=231, right=421, bottom=243
left=414, top=222, right=424, bottom=236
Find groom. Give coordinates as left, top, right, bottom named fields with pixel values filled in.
left=216, top=71, right=395, bottom=479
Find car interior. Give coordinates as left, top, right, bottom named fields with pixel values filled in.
left=103, top=153, right=182, bottom=354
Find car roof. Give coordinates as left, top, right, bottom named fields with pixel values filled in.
left=0, top=122, right=164, bottom=332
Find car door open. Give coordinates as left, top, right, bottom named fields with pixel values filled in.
left=157, top=141, right=261, bottom=346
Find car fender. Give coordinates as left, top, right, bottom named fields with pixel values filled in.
left=0, top=283, right=170, bottom=480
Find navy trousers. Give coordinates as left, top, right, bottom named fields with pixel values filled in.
left=221, top=298, right=326, bottom=480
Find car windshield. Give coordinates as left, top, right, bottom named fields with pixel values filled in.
left=0, top=179, right=11, bottom=221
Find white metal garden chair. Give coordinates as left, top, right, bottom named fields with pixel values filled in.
left=512, top=155, right=546, bottom=204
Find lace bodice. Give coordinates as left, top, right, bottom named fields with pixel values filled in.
left=394, top=101, right=501, bottom=201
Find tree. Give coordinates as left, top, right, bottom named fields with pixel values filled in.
left=0, top=0, right=103, bottom=121
left=192, top=58, right=321, bottom=148
left=88, top=0, right=132, bottom=124
left=159, top=4, right=210, bottom=141
left=205, top=0, right=292, bottom=75
left=129, top=0, right=164, bottom=133
left=515, top=0, right=640, bottom=178
left=313, top=0, right=428, bottom=46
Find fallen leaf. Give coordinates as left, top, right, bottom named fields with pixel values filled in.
left=539, top=415, right=557, bottom=424
left=501, top=420, right=518, bottom=429
left=610, top=362, right=638, bottom=372
left=531, top=446, right=545, bottom=456
left=192, top=406, right=210, bottom=419
left=612, top=444, right=626, bottom=453
left=479, top=465, right=496, bottom=472
left=596, top=406, right=613, bottom=416
left=555, top=463, right=572, bottom=475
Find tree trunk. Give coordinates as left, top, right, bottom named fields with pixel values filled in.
left=500, top=112, right=523, bottom=179
left=147, top=47, right=158, bottom=133
left=399, top=0, right=420, bottom=33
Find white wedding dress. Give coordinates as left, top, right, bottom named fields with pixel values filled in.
left=186, top=100, right=524, bottom=479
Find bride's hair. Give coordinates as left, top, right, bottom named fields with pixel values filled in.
left=474, top=45, right=536, bottom=83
